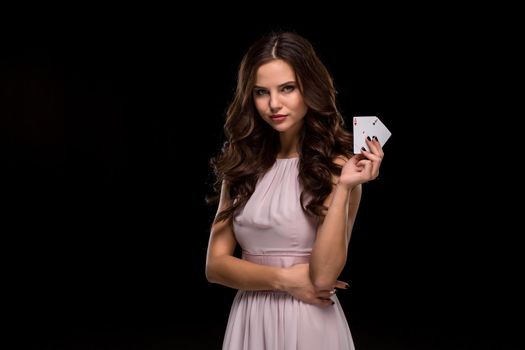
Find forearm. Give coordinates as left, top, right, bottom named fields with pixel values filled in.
left=207, top=255, right=284, bottom=291
left=310, top=183, right=353, bottom=289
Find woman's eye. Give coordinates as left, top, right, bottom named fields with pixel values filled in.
left=254, top=89, right=267, bottom=96
left=282, top=85, right=295, bottom=93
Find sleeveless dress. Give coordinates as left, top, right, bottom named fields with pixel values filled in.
left=222, top=157, right=355, bottom=350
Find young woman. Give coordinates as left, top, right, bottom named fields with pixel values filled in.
left=206, top=31, right=384, bottom=350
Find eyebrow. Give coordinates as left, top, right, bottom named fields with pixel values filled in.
left=253, top=81, right=296, bottom=89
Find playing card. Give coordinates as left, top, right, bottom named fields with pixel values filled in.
left=353, top=116, right=391, bottom=154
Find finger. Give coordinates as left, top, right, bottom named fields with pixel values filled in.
left=366, top=136, right=384, bottom=158
left=356, top=151, right=381, bottom=180
left=369, top=136, right=385, bottom=161
left=372, top=136, right=385, bottom=158
left=357, top=159, right=373, bottom=179
left=366, top=145, right=382, bottom=179
left=352, top=153, right=366, bottom=161
left=362, top=152, right=380, bottom=179
left=360, top=147, right=382, bottom=163
left=356, top=159, right=372, bottom=169
left=334, top=280, right=350, bottom=289
left=365, top=136, right=379, bottom=155
left=316, top=289, right=336, bottom=299
left=371, top=159, right=381, bottom=180
left=308, top=298, right=324, bottom=306
left=312, top=297, right=335, bottom=307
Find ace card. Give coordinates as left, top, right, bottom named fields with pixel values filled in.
left=353, top=116, right=391, bottom=154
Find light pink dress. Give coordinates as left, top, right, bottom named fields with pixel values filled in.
left=222, top=157, right=355, bottom=350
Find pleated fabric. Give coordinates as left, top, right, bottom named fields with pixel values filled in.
left=223, top=157, right=355, bottom=350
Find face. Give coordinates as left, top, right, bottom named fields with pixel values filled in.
left=252, top=59, right=308, bottom=135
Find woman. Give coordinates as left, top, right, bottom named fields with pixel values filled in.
left=205, top=31, right=384, bottom=350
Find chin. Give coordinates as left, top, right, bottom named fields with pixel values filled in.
left=273, top=124, right=291, bottom=132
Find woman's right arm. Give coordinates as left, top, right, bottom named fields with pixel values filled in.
left=205, top=180, right=285, bottom=291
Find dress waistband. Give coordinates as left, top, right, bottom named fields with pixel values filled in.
left=242, top=251, right=311, bottom=268
left=241, top=251, right=311, bottom=293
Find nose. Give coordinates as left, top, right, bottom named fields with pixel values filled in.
left=269, top=92, right=282, bottom=112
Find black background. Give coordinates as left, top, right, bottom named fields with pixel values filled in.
left=2, top=8, right=518, bottom=350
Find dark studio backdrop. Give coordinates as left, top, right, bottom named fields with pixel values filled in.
left=2, top=11, right=517, bottom=350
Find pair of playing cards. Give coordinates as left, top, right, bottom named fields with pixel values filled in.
left=353, top=116, right=392, bottom=154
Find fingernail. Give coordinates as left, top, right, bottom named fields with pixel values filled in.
left=373, top=136, right=378, bottom=141
left=361, top=147, right=366, bottom=152
left=366, top=136, right=371, bottom=141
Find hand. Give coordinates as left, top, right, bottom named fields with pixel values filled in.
left=281, top=263, right=349, bottom=307
left=339, top=136, right=384, bottom=188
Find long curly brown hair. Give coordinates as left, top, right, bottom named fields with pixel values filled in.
left=206, top=31, right=353, bottom=224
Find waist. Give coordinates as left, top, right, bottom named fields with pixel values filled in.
left=242, top=251, right=311, bottom=268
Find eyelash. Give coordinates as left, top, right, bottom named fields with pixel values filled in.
left=254, top=85, right=295, bottom=96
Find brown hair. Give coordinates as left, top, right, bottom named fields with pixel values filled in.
left=206, top=31, right=353, bottom=224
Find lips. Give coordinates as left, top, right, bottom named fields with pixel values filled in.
left=270, top=114, right=287, bottom=120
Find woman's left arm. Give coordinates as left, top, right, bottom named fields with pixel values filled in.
left=309, top=137, right=383, bottom=290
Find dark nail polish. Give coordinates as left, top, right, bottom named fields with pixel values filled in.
left=373, top=136, right=378, bottom=141
left=366, top=136, right=371, bottom=141
left=361, top=147, right=366, bottom=152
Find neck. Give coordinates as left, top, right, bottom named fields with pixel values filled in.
left=278, top=124, right=302, bottom=158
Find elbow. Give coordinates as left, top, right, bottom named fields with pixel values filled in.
left=206, top=255, right=231, bottom=285
left=205, top=262, right=218, bottom=284
left=311, top=270, right=339, bottom=290
left=312, top=278, right=337, bottom=291
left=311, top=259, right=347, bottom=291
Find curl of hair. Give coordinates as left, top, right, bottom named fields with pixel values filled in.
left=205, top=31, right=353, bottom=225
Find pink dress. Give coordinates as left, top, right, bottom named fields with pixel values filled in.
left=222, top=157, right=355, bottom=350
